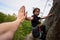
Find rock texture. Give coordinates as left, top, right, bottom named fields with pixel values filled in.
left=44, top=0, right=60, bottom=40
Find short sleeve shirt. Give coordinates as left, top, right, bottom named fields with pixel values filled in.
left=31, top=15, right=41, bottom=27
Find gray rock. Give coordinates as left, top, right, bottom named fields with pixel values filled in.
left=44, top=0, right=60, bottom=40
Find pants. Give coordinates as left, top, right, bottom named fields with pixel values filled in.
left=32, top=25, right=46, bottom=40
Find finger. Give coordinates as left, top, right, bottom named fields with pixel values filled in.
left=18, top=6, right=25, bottom=13
left=18, top=6, right=25, bottom=17
left=20, top=6, right=25, bottom=13
left=24, top=12, right=27, bottom=18
left=22, top=6, right=25, bottom=13
left=25, top=12, right=27, bottom=16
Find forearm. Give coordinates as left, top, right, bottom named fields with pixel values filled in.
left=0, top=19, right=22, bottom=34
left=42, top=14, right=54, bottom=19
left=26, top=17, right=32, bottom=21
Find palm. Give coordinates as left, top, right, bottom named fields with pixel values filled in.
left=17, top=6, right=26, bottom=22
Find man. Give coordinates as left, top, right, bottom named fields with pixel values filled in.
left=0, top=6, right=26, bottom=40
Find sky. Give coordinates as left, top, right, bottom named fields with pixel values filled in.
left=0, top=0, right=53, bottom=17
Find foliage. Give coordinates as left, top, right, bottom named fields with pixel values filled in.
left=0, top=12, right=7, bottom=23
left=0, top=12, right=32, bottom=40
left=13, top=20, right=32, bottom=40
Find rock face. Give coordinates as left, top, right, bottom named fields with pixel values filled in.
left=44, top=0, right=60, bottom=40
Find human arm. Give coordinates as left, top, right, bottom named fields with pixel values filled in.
left=0, top=6, right=26, bottom=34
left=41, top=13, right=55, bottom=19
left=25, top=12, right=33, bottom=21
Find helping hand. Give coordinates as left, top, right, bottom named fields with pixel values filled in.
left=17, top=6, right=26, bottom=22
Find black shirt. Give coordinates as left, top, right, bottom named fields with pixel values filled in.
left=31, top=15, right=41, bottom=27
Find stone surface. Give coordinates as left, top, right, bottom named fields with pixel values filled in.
left=44, top=0, right=60, bottom=40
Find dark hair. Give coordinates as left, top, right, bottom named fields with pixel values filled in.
left=33, top=8, right=40, bottom=14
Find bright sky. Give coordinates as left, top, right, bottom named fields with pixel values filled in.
left=0, top=0, right=53, bottom=17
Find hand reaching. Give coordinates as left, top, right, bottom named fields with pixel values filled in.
left=17, top=6, right=26, bottom=22
left=48, top=13, right=55, bottom=17
left=25, top=12, right=27, bottom=19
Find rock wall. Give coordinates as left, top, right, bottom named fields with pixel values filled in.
left=44, top=0, right=60, bottom=40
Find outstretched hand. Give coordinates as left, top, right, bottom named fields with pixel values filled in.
left=42, top=13, right=55, bottom=19
left=25, top=12, right=28, bottom=19
left=17, top=6, right=26, bottom=22
left=48, top=13, right=55, bottom=17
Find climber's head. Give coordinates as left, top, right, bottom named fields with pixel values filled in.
left=33, top=8, right=40, bottom=16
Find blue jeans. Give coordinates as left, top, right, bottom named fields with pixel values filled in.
left=32, top=25, right=46, bottom=40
